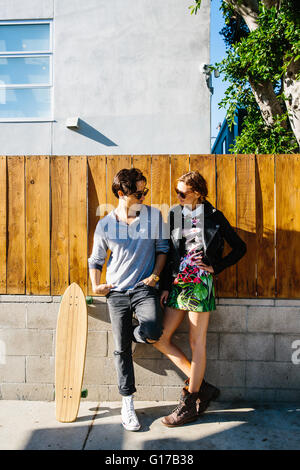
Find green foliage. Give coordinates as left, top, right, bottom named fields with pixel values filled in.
left=189, top=0, right=202, bottom=15
left=190, top=0, right=300, bottom=153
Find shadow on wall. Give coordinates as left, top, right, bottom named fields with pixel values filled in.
left=23, top=403, right=300, bottom=450
left=69, top=118, right=118, bottom=146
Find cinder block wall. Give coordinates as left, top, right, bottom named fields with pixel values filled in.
left=0, top=296, right=300, bottom=402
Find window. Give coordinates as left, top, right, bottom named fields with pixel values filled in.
left=222, top=137, right=226, bottom=154
left=0, top=20, right=53, bottom=121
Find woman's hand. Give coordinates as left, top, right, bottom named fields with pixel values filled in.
left=160, top=290, right=169, bottom=308
left=192, top=253, right=215, bottom=273
left=92, top=283, right=115, bottom=295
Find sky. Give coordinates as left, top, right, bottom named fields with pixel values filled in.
left=210, top=0, right=229, bottom=148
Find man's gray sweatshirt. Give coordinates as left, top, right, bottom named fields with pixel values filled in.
left=88, top=205, right=169, bottom=292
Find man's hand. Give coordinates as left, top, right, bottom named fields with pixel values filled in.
left=160, top=290, right=169, bottom=308
left=92, top=283, right=115, bottom=295
left=141, top=276, right=157, bottom=287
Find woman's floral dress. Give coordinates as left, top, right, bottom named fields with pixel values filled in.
left=166, top=209, right=216, bottom=313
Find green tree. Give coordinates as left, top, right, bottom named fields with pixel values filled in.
left=191, top=0, right=300, bottom=153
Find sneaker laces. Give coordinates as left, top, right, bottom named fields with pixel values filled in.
left=122, top=397, right=138, bottom=423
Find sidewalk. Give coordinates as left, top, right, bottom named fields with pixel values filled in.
left=0, top=400, right=299, bottom=450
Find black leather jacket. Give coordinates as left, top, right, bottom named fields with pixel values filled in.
left=160, top=201, right=247, bottom=291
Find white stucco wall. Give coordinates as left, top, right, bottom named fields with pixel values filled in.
left=0, top=0, right=211, bottom=154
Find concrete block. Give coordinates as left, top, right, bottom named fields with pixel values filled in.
left=206, top=333, right=219, bottom=360
left=216, top=387, right=246, bottom=402
left=134, top=359, right=184, bottom=387
left=107, top=385, right=164, bottom=401
left=0, top=356, right=25, bottom=383
left=275, top=299, right=300, bottom=307
left=163, top=386, right=183, bottom=401
left=246, top=334, right=275, bottom=361
left=204, top=359, right=245, bottom=388
left=134, top=343, right=163, bottom=359
left=0, top=303, right=26, bottom=328
left=80, top=385, right=109, bottom=402
left=86, top=331, right=107, bottom=357
left=26, top=356, right=54, bottom=383
left=209, top=306, right=247, bottom=332
left=0, top=295, right=52, bottom=303
left=275, top=389, right=300, bottom=402
left=83, top=357, right=116, bottom=385
left=244, top=388, right=276, bottom=402
left=219, top=334, right=246, bottom=361
left=0, top=383, right=54, bottom=401
left=89, top=297, right=107, bottom=306
left=107, top=385, right=122, bottom=401
left=134, top=386, right=164, bottom=401
left=204, top=360, right=221, bottom=386
left=247, top=307, right=300, bottom=333
left=275, top=335, right=300, bottom=362
left=246, top=362, right=300, bottom=389
left=218, top=361, right=246, bottom=387
left=26, top=302, right=59, bottom=329
left=218, top=298, right=275, bottom=306
left=0, top=329, right=53, bottom=356
left=87, top=303, right=111, bottom=331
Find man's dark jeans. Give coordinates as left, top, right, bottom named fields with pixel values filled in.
left=106, top=283, right=163, bottom=397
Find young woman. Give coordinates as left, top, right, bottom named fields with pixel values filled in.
left=154, top=171, right=247, bottom=427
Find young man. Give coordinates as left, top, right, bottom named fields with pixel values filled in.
left=88, top=168, right=168, bottom=431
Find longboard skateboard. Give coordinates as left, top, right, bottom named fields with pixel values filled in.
left=55, top=282, right=90, bottom=422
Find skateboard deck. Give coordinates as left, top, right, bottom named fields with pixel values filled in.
left=55, top=282, right=88, bottom=422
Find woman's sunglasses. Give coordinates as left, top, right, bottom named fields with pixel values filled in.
left=175, top=188, right=194, bottom=199
left=132, top=188, right=149, bottom=200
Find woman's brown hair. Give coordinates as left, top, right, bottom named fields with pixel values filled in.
left=177, top=171, right=208, bottom=201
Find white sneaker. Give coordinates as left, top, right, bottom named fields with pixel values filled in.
left=121, top=395, right=141, bottom=431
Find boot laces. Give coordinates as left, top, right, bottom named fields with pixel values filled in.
left=172, top=399, right=186, bottom=416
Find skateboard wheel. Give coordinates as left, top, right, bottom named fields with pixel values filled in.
left=86, top=296, right=93, bottom=305
left=81, top=389, right=88, bottom=398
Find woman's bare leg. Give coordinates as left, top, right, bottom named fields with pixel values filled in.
left=153, top=306, right=191, bottom=377
left=187, top=310, right=210, bottom=393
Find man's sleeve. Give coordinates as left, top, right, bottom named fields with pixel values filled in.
left=88, top=222, right=108, bottom=271
left=155, top=210, right=169, bottom=254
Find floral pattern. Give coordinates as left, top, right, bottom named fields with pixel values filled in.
left=174, top=248, right=207, bottom=285
left=167, top=248, right=216, bottom=313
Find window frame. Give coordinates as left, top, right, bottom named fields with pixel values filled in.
left=0, top=19, right=54, bottom=122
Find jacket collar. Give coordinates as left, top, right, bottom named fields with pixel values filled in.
left=174, top=200, right=216, bottom=219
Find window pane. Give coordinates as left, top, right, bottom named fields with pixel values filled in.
left=0, top=87, right=51, bottom=118
left=0, top=24, right=50, bottom=52
left=0, top=57, right=50, bottom=84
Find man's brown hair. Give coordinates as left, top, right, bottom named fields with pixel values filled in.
left=112, top=168, right=146, bottom=199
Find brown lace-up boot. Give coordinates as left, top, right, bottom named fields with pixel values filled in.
left=185, top=378, right=220, bottom=415
left=161, top=388, right=199, bottom=427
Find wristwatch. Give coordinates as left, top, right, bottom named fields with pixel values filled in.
left=151, top=273, right=160, bottom=283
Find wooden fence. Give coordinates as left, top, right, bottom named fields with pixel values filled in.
left=0, top=154, right=299, bottom=298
